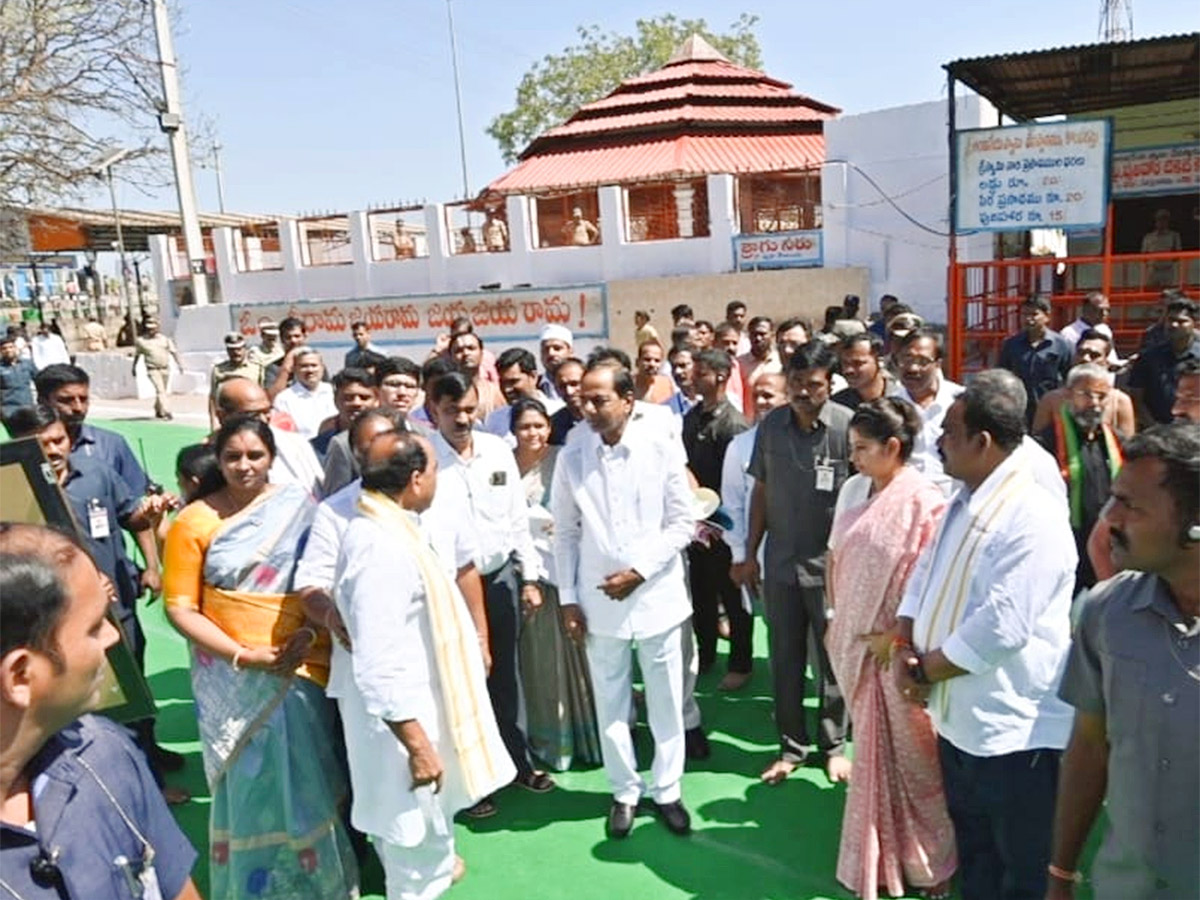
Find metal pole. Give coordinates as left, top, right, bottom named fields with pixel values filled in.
left=151, top=0, right=209, bottom=307
left=133, top=258, right=146, bottom=318
left=445, top=0, right=471, bottom=199
left=106, top=167, right=136, bottom=343
left=946, top=68, right=961, bottom=380
left=213, top=141, right=227, bottom=214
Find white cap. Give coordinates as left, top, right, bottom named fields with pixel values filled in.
left=539, top=324, right=573, bottom=345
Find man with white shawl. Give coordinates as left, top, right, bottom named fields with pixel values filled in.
left=333, top=432, right=514, bottom=899
left=894, top=371, right=1077, bottom=900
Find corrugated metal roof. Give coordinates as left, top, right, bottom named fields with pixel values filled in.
left=485, top=134, right=825, bottom=196
left=580, top=81, right=795, bottom=111
left=24, top=206, right=277, bottom=230
left=621, top=58, right=789, bottom=90
left=946, top=32, right=1199, bottom=120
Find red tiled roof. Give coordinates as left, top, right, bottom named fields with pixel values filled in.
left=485, top=134, right=825, bottom=195
left=481, top=38, right=838, bottom=197
left=543, top=104, right=828, bottom=139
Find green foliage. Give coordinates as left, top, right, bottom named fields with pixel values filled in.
left=487, top=14, right=762, bottom=164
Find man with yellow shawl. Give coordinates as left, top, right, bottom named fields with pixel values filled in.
left=333, top=431, right=515, bottom=899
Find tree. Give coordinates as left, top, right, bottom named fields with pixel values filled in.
left=0, top=0, right=167, bottom=211
left=487, top=14, right=762, bottom=164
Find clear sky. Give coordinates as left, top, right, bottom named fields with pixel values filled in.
left=117, top=0, right=1198, bottom=215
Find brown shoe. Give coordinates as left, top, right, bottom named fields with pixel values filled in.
left=716, top=671, right=751, bottom=692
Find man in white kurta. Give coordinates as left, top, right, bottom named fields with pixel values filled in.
left=894, top=372, right=1077, bottom=900
left=552, top=360, right=696, bottom=838
left=333, top=432, right=514, bottom=899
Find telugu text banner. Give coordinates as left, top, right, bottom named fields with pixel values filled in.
left=1111, top=144, right=1200, bottom=197
left=956, top=120, right=1111, bottom=232
left=231, top=285, right=608, bottom=348
left=733, top=230, right=823, bottom=270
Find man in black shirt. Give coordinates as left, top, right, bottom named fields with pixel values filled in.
left=682, top=350, right=751, bottom=689
left=1036, top=363, right=1122, bottom=594
left=1130, top=296, right=1200, bottom=426
left=831, top=332, right=891, bottom=410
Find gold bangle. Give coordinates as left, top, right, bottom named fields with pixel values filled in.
left=1047, top=864, right=1082, bottom=884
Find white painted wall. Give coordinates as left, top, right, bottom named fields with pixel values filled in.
left=821, top=96, right=996, bottom=323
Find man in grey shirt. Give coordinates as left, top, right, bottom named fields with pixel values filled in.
left=1049, top=423, right=1199, bottom=900
left=738, top=341, right=852, bottom=784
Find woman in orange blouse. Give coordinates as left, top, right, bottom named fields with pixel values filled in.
left=163, top=415, right=358, bottom=899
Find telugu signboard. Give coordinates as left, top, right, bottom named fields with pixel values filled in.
left=733, top=230, right=823, bottom=270
left=1112, top=144, right=1200, bottom=197
left=231, top=284, right=608, bottom=349
left=956, top=120, right=1112, bottom=232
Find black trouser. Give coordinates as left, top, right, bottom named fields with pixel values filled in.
left=482, top=558, right=532, bottom=778
left=938, top=738, right=1060, bottom=900
left=762, top=579, right=846, bottom=762
left=687, top=541, right=752, bottom=674
left=114, top=601, right=164, bottom=785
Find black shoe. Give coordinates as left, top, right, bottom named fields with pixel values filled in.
left=684, top=726, right=711, bottom=761
left=150, top=746, right=186, bottom=773
left=606, top=801, right=637, bottom=839
left=654, top=800, right=691, bottom=836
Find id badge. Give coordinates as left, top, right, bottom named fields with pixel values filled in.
left=88, top=502, right=111, bottom=539
left=814, top=464, right=835, bottom=493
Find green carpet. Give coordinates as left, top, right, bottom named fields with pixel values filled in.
left=98, top=418, right=1100, bottom=900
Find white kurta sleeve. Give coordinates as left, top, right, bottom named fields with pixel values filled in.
left=339, top=523, right=429, bottom=722
left=721, top=437, right=750, bottom=564
left=550, top=450, right=582, bottom=607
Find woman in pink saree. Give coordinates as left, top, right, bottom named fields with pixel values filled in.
left=826, top=398, right=957, bottom=900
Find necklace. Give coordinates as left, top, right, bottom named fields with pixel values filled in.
left=1163, top=617, right=1200, bottom=683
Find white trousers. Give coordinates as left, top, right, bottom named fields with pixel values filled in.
left=587, top=622, right=686, bottom=805
left=374, top=830, right=455, bottom=900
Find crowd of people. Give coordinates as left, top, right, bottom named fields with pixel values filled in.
left=0, top=288, right=1197, bottom=900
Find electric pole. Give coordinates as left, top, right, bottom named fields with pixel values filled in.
left=1098, top=0, right=1133, bottom=42
left=151, top=0, right=209, bottom=307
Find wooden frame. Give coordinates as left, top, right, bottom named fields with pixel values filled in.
left=0, top=437, right=157, bottom=723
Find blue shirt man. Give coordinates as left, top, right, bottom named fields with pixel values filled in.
left=1, top=338, right=36, bottom=426
left=998, top=296, right=1073, bottom=424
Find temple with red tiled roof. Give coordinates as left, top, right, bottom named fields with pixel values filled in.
left=481, top=35, right=840, bottom=246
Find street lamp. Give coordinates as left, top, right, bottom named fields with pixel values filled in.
left=91, top=147, right=135, bottom=344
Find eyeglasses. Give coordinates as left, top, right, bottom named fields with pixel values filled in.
left=898, top=355, right=937, bottom=369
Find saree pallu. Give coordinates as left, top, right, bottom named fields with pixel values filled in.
left=519, top=453, right=602, bottom=771
left=519, top=582, right=603, bottom=770
left=176, top=485, right=358, bottom=899
left=826, top=468, right=956, bottom=899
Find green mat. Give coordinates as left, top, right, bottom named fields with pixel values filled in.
left=98, top=418, right=1100, bottom=900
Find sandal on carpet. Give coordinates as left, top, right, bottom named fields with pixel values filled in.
left=514, top=770, right=556, bottom=793
left=461, top=797, right=497, bottom=819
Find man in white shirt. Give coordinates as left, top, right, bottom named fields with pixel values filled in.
left=553, top=357, right=696, bottom=839
left=333, top=431, right=515, bottom=898
left=272, top=347, right=336, bottom=440
left=428, top=371, right=553, bottom=812
left=890, top=328, right=964, bottom=494
left=1060, top=291, right=1120, bottom=366
left=721, top=371, right=787, bottom=608
left=894, top=371, right=1077, bottom=900
left=295, top=409, right=491, bottom=679
left=481, top=347, right=562, bottom=446
left=215, top=377, right=324, bottom=497
left=30, top=321, right=71, bottom=370
left=536, top=324, right=573, bottom=403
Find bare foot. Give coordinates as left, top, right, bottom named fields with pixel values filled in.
left=760, top=758, right=798, bottom=785
left=826, top=756, right=852, bottom=784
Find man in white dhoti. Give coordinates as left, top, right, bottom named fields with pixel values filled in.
left=333, top=432, right=515, bottom=899
left=552, top=357, right=696, bottom=839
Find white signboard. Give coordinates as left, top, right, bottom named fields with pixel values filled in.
left=956, top=120, right=1111, bottom=232
left=1112, top=144, right=1200, bottom=197
left=733, top=230, right=823, bottom=270
left=231, top=284, right=608, bottom=349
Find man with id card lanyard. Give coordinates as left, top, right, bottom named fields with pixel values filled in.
left=734, top=341, right=853, bottom=785
left=0, top=522, right=199, bottom=900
